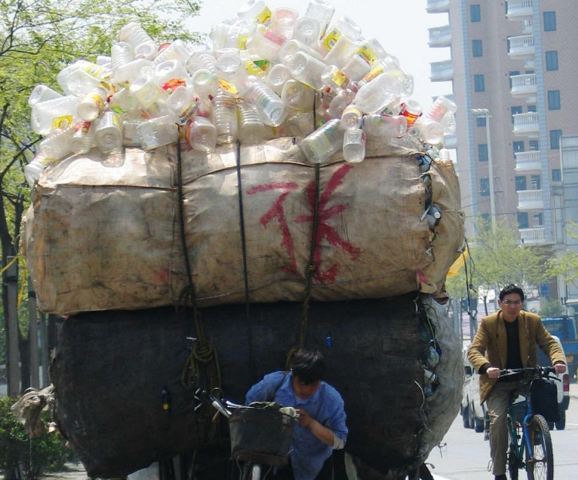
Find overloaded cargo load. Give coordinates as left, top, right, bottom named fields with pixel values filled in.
left=51, top=294, right=463, bottom=480
left=23, top=139, right=463, bottom=315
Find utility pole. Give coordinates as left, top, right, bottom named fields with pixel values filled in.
left=28, top=279, right=40, bottom=388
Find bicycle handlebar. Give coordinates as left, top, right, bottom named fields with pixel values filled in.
left=498, top=366, right=556, bottom=378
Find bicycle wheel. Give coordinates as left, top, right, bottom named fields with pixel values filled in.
left=526, top=415, right=553, bottom=480
left=508, top=448, right=520, bottom=480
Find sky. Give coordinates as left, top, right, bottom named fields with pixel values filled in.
left=186, top=0, right=452, bottom=108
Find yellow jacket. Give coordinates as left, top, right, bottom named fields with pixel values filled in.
left=467, top=310, right=566, bottom=404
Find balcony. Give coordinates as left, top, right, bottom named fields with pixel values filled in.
left=517, top=189, right=544, bottom=210
left=515, top=151, right=541, bottom=171
left=430, top=60, right=453, bottom=82
left=507, top=0, right=533, bottom=20
left=508, top=34, right=535, bottom=58
left=428, top=25, right=452, bottom=48
left=519, top=227, right=547, bottom=245
left=513, top=112, right=539, bottom=135
left=511, top=74, right=536, bottom=96
left=426, top=0, right=450, bottom=13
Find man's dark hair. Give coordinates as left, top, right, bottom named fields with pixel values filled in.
left=290, top=348, right=326, bottom=384
left=499, top=284, right=525, bottom=302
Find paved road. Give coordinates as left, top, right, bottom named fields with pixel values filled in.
left=426, top=386, right=578, bottom=480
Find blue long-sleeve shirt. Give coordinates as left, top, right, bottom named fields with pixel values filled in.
left=245, top=371, right=348, bottom=480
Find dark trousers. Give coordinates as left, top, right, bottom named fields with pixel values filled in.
left=274, top=450, right=346, bottom=480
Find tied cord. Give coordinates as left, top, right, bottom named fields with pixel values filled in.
left=287, top=93, right=321, bottom=367
left=174, top=124, right=221, bottom=392
left=235, top=140, right=256, bottom=382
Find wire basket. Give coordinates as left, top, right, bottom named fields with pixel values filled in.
left=229, top=407, right=295, bottom=466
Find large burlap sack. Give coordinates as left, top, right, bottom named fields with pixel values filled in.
left=51, top=294, right=462, bottom=479
left=23, top=138, right=464, bottom=315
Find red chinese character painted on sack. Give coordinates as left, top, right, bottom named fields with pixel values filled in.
left=247, top=182, right=299, bottom=274
left=295, top=164, right=361, bottom=284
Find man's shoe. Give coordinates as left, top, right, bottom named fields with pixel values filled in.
left=494, top=475, right=506, bottom=480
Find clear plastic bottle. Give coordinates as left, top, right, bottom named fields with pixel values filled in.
left=154, top=59, right=189, bottom=88
left=122, top=115, right=144, bottom=147
left=426, top=96, right=457, bottom=122
left=412, top=97, right=457, bottom=145
left=166, top=85, right=197, bottom=120
left=323, top=34, right=361, bottom=69
left=95, top=111, right=123, bottom=153
left=278, top=39, right=323, bottom=66
left=400, top=100, right=422, bottom=128
left=304, top=0, right=335, bottom=36
left=192, top=69, right=218, bottom=100
left=215, top=49, right=243, bottom=83
left=340, top=105, right=362, bottom=129
left=210, top=23, right=242, bottom=51
left=299, top=118, right=343, bottom=164
left=130, top=74, right=166, bottom=108
left=237, top=0, right=271, bottom=23
left=186, top=51, right=217, bottom=76
left=185, top=116, right=217, bottom=152
left=71, top=121, right=95, bottom=155
left=293, top=18, right=321, bottom=47
left=38, top=126, right=75, bottom=162
left=266, top=64, right=291, bottom=94
left=248, top=24, right=286, bottom=61
left=24, top=154, right=49, bottom=187
left=281, top=79, right=315, bottom=112
left=321, top=16, right=364, bottom=53
left=342, top=127, right=366, bottom=163
left=113, top=58, right=153, bottom=85
left=57, top=60, right=109, bottom=97
left=270, top=8, right=299, bottom=40
left=118, top=22, right=158, bottom=59
left=137, top=115, right=177, bottom=150
left=320, top=65, right=350, bottom=91
left=289, top=51, right=326, bottom=90
left=109, top=88, right=140, bottom=116
left=78, top=88, right=108, bottom=121
left=28, top=85, right=62, bottom=106
left=154, top=40, right=191, bottom=65
left=363, top=114, right=407, bottom=140
left=242, top=76, right=286, bottom=127
left=212, top=89, right=238, bottom=144
left=341, top=54, right=371, bottom=82
left=238, top=99, right=266, bottom=144
left=353, top=70, right=413, bottom=114
left=31, top=95, right=79, bottom=135
left=357, top=38, right=388, bottom=66
left=327, top=88, right=355, bottom=118
left=111, top=42, right=134, bottom=73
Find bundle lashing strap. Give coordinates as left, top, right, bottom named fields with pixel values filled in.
left=175, top=125, right=221, bottom=393
left=235, top=140, right=257, bottom=382
left=287, top=93, right=322, bottom=366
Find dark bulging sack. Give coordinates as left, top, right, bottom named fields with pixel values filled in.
left=530, top=378, right=559, bottom=423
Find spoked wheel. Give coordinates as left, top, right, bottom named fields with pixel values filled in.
left=526, top=415, right=553, bottom=480
left=508, top=448, right=520, bottom=480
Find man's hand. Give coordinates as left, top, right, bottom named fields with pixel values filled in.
left=297, top=409, right=314, bottom=428
left=554, top=363, right=567, bottom=374
left=486, top=367, right=500, bottom=379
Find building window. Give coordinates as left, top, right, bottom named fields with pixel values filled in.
left=509, top=70, right=520, bottom=88
left=548, top=90, right=561, bottom=110
left=471, top=4, right=481, bottom=22
left=478, top=143, right=488, bottom=162
left=476, top=116, right=486, bottom=127
left=474, top=74, right=485, bottom=92
left=529, top=140, right=539, bottom=151
left=550, top=129, right=562, bottom=150
left=527, top=105, right=537, bottom=112
left=511, top=106, right=523, bottom=123
left=517, top=212, right=529, bottom=229
left=545, top=51, right=559, bottom=71
left=480, top=177, right=490, bottom=196
left=534, top=213, right=544, bottom=226
left=515, top=176, right=527, bottom=191
left=552, top=169, right=561, bottom=182
left=530, top=175, right=541, bottom=190
left=472, top=39, right=483, bottom=57
left=513, top=141, right=524, bottom=157
left=543, top=11, right=557, bottom=31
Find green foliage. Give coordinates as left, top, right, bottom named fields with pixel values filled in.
left=0, top=396, right=68, bottom=478
left=446, top=218, right=549, bottom=301
left=547, top=223, right=578, bottom=285
left=539, top=298, right=564, bottom=318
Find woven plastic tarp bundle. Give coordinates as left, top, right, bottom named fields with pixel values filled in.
left=23, top=138, right=463, bottom=316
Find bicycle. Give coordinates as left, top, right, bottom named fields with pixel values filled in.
left=196, top=388, right=296, bottom=480
left=502, top=367, right=558, bottom=480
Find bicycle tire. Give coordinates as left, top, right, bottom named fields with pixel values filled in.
left=508, top=448, right=520, bottom=480
left=525, top=415, right=553, bottom=480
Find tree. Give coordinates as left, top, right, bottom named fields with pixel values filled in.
left=547, top=222, right=578, bottom=288
left=0, top=0, right=201, bottom=397
left=446, top=219, right=550, bottom=306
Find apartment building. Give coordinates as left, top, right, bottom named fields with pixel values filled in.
left=427, top=0, right=578, bottom=253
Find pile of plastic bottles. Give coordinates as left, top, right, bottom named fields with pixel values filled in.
left=26, top=0, right=457, bottom=186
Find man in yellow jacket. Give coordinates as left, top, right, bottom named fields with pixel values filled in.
left=468, top=284, right=566, bottom=480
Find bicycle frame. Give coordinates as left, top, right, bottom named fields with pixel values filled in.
left=507, top=393, right=538, bottom=469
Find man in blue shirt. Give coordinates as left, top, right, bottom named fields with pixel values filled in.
left=245, top=349, right=348, bottom=480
